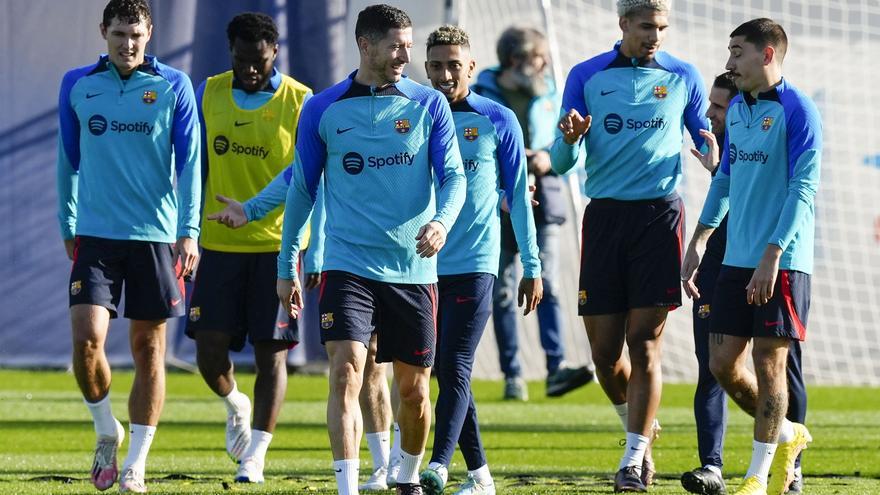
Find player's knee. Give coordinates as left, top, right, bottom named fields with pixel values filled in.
left=330, top=361, right=362, bottom=394
left=708, top=355, right=733, bottom=384
left=397, top=379, right=430, bottom=409
left=626, top=337, right=661, bottom=368
left=590, top=348, right=620, bottom=372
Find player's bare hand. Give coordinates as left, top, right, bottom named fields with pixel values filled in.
left=500, top=184, right=538, bottom=213
left=305, top=272, right=322, bottom=290
left=558, top=109, right=592, bottom=145
left=527, top=149, right=552, bottom=176
left=64, top=239, right=75, bottom=261
left=746, top=245, right=782, bottom=306
left=690, top=129, right=720, bottom=173
left=415, top=221, right=447, bottom=258
left=206, top=194, right=248, bottom=228
left=680, top=243, right=702, bottom=300
left=173, top=237, right=199, bottom=279
left=277, top=277, right=304, bottom=319
left=517, top=276, right=543, bottom=316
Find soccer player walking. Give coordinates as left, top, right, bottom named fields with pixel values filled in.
left=185, top=12, right=312, bottom=483
left=57, top=0, right=200, bottom=491
left=551, top=0, right=709, bottom=491
left=275, top=5, right=466, bottom=495
left=680, top=73, right=808, bottom=495
left=682, top=18, right=820, bottom=495
left=413, top=26, right=543, bottom=495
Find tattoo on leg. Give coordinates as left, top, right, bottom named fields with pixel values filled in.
left=762, top=392, right=786, bottom=439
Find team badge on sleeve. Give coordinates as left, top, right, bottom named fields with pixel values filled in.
left=653, top=86, right=668, bottom=99
left=464, top=127, right=479, bottom=142
left=698, top=304, right=711, bottom=319
left=142, top=90, right=157, bottom=104
left=321, top=312, right=334, bottom=329
left=189, top=307, right=201, bottom=322
left=578, top=290, right=588, bottom=305
left=395, top=119, right=411, bottom=134
left=761, top=117, right=774, bottom=131
left=70, top=280, right=82, bottom=296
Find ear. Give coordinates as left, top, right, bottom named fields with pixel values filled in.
left=145, top=23, right=153, bottom=41
left=619, top=16, right=628, bottom=33
left=357, top=35, right=370, bottom=55
left=467, top=58, right=476, bottom=78
left=272, top=43, right=279, bottom=60
left=100, top=22, right=108, bottom=40
left=763, top=45, right=775, bottom=66
left=424, top=60, right=429, bottom=78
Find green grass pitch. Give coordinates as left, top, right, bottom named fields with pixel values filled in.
left=0, top=369, right=878, bottom=494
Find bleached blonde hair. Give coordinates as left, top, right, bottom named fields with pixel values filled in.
left=617, top=0, right=670, bottom=17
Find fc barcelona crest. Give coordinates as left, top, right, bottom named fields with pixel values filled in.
left=761, top=117, right=774, bottom=131
left=142, top=90, right=157, bottom=104
left=653, top=85, right=668, bottom=99
left=189, top=307, right=201, bottom=322
left=697, top=304, right=711, bottom=319
left=321, top=312, right=335, bottom=329
left=70, top=280, right=82, bottom=296
left=578, top=290, right=588, bottom=306
left=464, top=127, right=479, bottom=142
left=395, top=119, right=411, bottom=134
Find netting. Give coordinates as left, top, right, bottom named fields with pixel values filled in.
left=459, top=0, right=880, bottom=385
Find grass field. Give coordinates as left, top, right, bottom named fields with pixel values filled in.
left=0, top=369, right=878, bottom=494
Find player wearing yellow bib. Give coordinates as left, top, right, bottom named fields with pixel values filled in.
left=184, top=12, right=311, bottom=483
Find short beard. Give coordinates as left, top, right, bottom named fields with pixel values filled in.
left=509, top=66, right=548, bottom=97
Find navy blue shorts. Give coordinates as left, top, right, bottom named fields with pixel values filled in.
left=578, top=194, right=684, bottom=315
left=69, top=235, right=185, bottom=320
left=185, top=249, right=298, bottom=351
left=318, top=270, right=437, bottom=367
left=709, top=266, right=810, bottom=341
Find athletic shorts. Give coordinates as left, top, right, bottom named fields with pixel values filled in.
left=68, top=235, right=184, bottom=320
left=578, top=193, right=684, bottom=315
left=318, top=270, right=437, bottom=367
left=709, top=265, right=810, bottom=341
left=185, top=249, right=298, bottom=351
left=692, top=254, right=723, bottom=333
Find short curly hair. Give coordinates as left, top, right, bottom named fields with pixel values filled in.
left=227, top=12, right=279, bottom=46
left=617, top=0, right=670, bottom=18
left=102, top=0, right=151, bottom=27
left=426, top=25, right=470, bottom=52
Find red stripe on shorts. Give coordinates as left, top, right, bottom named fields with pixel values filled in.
left=780, top=271, right=806, bottom=341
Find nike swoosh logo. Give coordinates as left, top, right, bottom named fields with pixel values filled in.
left=334, top=468, right=342, bottom=473
left=336, top=127, right=355, bottom=134
left=277, top=322, right=289, bottom=329
left=455, top=296, right=477, bottom=304
left=413, top=348, right=431, bottom=356
left=234, top=121, right=252, bottom=127
left=86, top=93, right=103, bottom=99
left=600, top=90, right=616, bottom=96
left=764, top=320, right=783, bottom=327
left=170, top=298, right=182, bottom=307
left=730, top=121, right=740, bottom=126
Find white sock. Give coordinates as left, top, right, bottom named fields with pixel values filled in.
left=618, top=432, right=649, bottom=471
left=397, top=449, right=424, bottom=484
left=366, top=431, right=390, bottom=470
left=84, top=394, right=118, bottom=438
left=122, top=424, right=156, bottom=474
left=745, top=440, right=776, bottom=484
left=469, top=464, right=493, bottom=485
left=390, top=422, right=402, bottom=462
left=703, top=464, right=723, bottom=477
left=222, top=382, right=249, bottom=416
left=778, top=419, right=795, bottom=443
left=613, top=403, right=629, bottom=432
left=333, top=459, right=359, bottom=495
left=242, top=429, right=272, bottom=464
